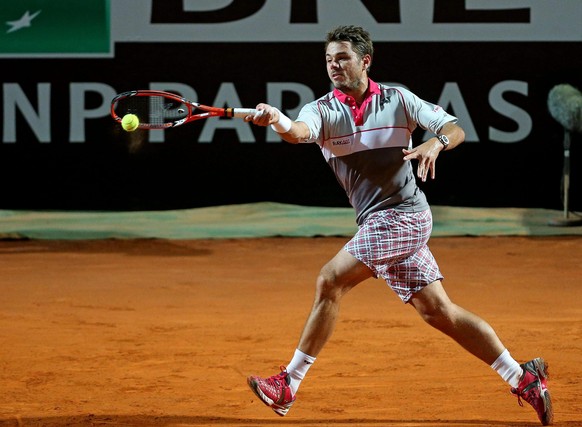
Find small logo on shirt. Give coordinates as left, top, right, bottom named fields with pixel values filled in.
left=332, top=138, right=351, bottom=146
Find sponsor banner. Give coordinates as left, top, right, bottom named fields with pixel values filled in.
left=0, top=41, right=580, bottom=211
left=116, top=0, right=582, bottom=43
left=0, top=1, right=580, bottom=210
left=2, top=1, right=580, bottom=59
left=0, top=0, right=111, bottom=57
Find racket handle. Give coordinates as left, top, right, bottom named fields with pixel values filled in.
left=230, top=108, right=263, bottom=119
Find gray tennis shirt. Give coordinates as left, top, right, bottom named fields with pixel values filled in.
left=296, top=79, right=458, bottom=225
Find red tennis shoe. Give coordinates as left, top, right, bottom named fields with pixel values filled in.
left=247, top=366, right=296, bottom=416
left=511, top=357, right=553, bottom=425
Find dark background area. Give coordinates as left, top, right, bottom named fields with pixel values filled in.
left=0, top=40, right=580, bottom=211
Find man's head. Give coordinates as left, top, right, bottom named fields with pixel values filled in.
left=325, top=25, right=373, bottom=71
left=325, top=25, right=373, bottom=93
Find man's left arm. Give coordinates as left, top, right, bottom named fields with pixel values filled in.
left=434, top=121, right=465, bottom=152
left=402, top=121, right=465, bottom=182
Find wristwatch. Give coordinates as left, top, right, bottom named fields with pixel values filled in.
left=437, top=134, right=450, bottom=149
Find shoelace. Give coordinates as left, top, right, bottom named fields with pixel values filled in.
left=515, top=392, right=524, bottom=407
left=513, top=380, right=540, bottom=408
left=261, top=367, right=289, bottom=396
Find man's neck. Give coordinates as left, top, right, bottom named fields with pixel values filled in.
left=345, top=79, right=369, bottom=105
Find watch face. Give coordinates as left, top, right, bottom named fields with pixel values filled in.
left=439, top=135, right=449, bottom=145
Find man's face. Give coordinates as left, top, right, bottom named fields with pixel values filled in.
left=325, top=41, right=369, bottom=92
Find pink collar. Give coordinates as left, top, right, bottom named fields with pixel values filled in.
left=333, top=79, right=381, bottom=126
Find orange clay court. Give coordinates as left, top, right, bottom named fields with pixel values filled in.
left=0, top=234, right=581, bottom=427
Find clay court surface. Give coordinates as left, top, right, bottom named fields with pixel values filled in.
left=0, top=236, right=581, bottom=427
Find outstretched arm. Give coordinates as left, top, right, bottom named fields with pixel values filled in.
left=245, top=103, right=311, bottom=144
left=402, top=121, right=465, bottom=182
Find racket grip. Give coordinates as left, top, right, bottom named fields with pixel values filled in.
left=231, top=108, right=262, bottom=119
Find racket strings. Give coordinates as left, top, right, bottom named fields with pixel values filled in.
left=115, top=96, right=189, bottom=126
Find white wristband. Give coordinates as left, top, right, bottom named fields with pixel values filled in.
left=270, top=109, right=292, bottom=133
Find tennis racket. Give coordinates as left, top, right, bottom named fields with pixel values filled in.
left=110, top=90, right=261, bottom=130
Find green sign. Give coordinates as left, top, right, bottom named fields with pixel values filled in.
left=0, top=0, right=110, bottom=56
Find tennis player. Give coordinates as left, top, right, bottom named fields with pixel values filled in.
left=245, top=25, right=552, bottom=426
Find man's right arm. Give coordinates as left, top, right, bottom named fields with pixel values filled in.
left=246, top=103, right=311, bottom=144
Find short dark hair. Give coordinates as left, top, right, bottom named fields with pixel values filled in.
left=325, top=25, right=374, bottom=62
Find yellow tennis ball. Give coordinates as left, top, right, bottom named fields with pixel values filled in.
left=121, top=114, right=139, bottom=132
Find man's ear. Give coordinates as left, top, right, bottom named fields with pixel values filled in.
left=362, top=54, right=372, bottom=72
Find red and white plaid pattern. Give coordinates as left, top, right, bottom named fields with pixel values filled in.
left=344, top=209, right=442, bottom=302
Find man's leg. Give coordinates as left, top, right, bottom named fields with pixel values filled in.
left=409, top=280, right=553, bottom=425
left=297, top=248, right=374, bottom=356
left=247, top=249, right=373, bottom=416
left=408, top=280, right=505, bottom=364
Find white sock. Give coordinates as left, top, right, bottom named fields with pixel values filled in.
left=491, top=349, right=523, bottom=388
left=286, top=349, right=316, bottom=394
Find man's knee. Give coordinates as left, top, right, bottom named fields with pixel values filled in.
left=417, top=301, right=457, bottom=329
left=313, top=251, right=371, bottom=303
left=315, top=262, right=361, bottom=303
left=410, top=281, right=457, bottom=328
left=315, top=268, right=341, bottom=302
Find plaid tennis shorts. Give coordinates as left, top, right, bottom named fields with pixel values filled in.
left=344, top=208, right=443, bottom=302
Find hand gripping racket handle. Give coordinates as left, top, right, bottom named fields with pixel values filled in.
left=228, top=108, right=262, bottom=119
